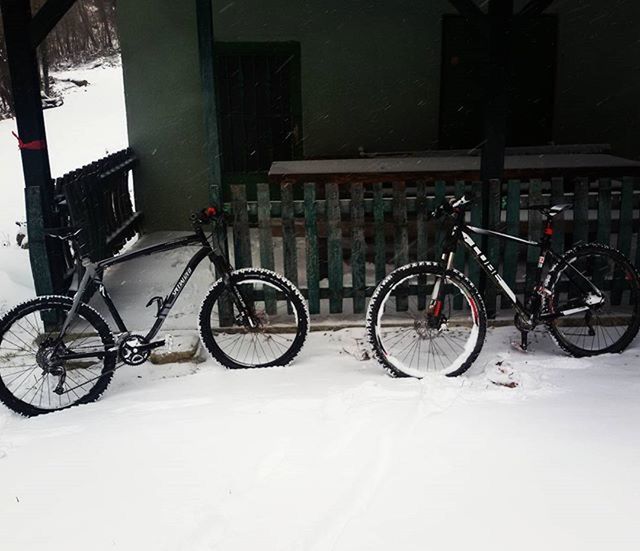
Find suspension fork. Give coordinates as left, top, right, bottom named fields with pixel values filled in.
left=210, top=249, right=259, bottom=329
left=428, top=225, right=460, bottom=319
left=428, top=252, right=455, bottom=318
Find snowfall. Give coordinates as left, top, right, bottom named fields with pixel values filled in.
left=1, top=61, right=640, bottom=551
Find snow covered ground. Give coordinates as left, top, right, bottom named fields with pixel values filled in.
left=0, top=327, right=639, bottom=550
left=0, top=58, right=128, bottom=313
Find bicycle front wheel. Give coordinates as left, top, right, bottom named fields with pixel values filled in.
left=545, top=243, right=640, bottom=356
left=198, top=268, right=309, bottom=369
left=0, top=296, right=116, bottom=416
left=366, top=262, right=487, bottom=378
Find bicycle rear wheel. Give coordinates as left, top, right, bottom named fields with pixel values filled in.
left=545, top=243, right=640, bottom=356
left=0, top=296, right=115, bottom=416
left=366, top=262, right=487, bottom=378
left=198, top=268, right=309, bottom=369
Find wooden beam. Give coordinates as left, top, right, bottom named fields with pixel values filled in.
left=30, top=0, right=77, bottom=47
left=195, top=0, right=223, bottom=207
left=519, top=0, right=554, bottom=17
left=0, top=0, right=61, bottom=295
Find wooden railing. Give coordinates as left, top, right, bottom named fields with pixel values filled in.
left=227, top=176, right=640, bottom=317
left=53, top=148, right=142, bottom=289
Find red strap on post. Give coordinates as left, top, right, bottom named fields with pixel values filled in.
left=12, top=131, right=47, bottom=151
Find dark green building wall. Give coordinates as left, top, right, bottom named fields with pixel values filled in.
left=117, top=0, right=640, bottom=231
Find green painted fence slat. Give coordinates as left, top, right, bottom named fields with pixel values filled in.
left=257, top=183, right=276, bottom=314
left=393, top=181, right=409, bottom=311
left=351, top=182, right=366, bottom=313
left=503, top=180, right=520, bottom=308
left=373, top=182, right=386, bottom=283
left=434, top=180, right=446, bottom=259
left=526, top=179, right=542, bottom=294
left=573, top=177, right=589, bottom=246
left=613, top=177, right=634, bottom=305
left=416, top=180, right=429, bottom=262
left=469, top=181, right=483, bottom=289
left=327, top=183, right=343, bottom=313
left=592, top=178, right=612, bottom=293
left=231, top=185, right=252, bottom=268
left=550, top=177, right=565, bottom=253
left=485, top=179, right=501, bottom=316
left=281, top=182, right=298, bottom=286
left=453, top=180, right=467, bottom=310
left=303, top=183, right=320, bottom=314
left=416, top=180, right=429, bottom=310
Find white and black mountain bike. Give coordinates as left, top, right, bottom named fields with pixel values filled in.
left=366, top=196, right=640, bottom=378
left=0, top=207, right=309, bottom=416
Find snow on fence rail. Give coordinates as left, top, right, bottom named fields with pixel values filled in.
left=226, top=177, right=640, bottom=317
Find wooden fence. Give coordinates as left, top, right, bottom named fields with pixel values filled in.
left=226, top=176, right=640, bottom=317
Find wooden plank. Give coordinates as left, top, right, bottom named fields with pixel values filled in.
left=550, top=177, right=565, bottom=253
left=416, top=180, right=430, bottom=311
left=617, top=177, right=633, bottom=258
left=393, top=181, right=409, bottom=311
left=281, top=181, right=298, bottom=286
left=415, top=180, right=429, bottom=262
left=433, top=180, right=446, bottom=259
left=373, top=182, right=386, bottom=283
left=231, top=185, right=252, bottom=268
left=468, top=181, right=483, bottom=289
left=304, top=183, right=320, bottom=314
left=453, top=180, right=467, bottom=310
left=592, top=178, right=612, bottom=293
left=257, top=183, right=276, bottom=314
left=613, top=177, right=634, bottom=305
left=326, top=183, right=343, bottom=313
left=485, top=179, right=501, bottom=316
left=502, top=180, right=520, bottom=308
left=525, top=179, right=543, bottom=295
left=573, top=177, right=589, bottom=246
left=351, top=183, right=366, bottom=313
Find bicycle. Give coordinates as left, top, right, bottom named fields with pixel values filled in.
left=0, top=206, right=309, bottom=416
left=366, top=196, right=640, bottom=378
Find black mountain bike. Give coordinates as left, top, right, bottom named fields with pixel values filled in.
left=0, top=207, right=309, bottom=416
left=366, top=196, right=640, bottom=378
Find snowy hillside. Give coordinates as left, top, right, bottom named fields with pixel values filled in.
left=0, top=58, right=128, bottom=312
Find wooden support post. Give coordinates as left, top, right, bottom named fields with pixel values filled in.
left=1, top=0, right=63, bottom=295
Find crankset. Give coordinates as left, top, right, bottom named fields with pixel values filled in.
left=118, top=334, right=165, bottom=366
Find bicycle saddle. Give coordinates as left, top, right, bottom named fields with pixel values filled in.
left=536, top=203, right=572, bottom=218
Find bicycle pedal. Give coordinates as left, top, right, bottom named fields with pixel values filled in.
left=510, top=341, right=530, bottom=353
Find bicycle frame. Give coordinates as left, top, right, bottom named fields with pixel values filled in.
left=435, top=213, right=603, bottom=325
left=56, top=222, right=246, bottom=359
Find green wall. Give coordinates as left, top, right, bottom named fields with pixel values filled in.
left=117, top=1, right=210, bottom=230
left=117, top=0, right=640, bottom=231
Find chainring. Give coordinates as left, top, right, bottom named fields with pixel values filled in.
left=119, top=334, right=151, bottom=366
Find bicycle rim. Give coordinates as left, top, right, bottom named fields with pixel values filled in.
left=548, top=249, right=640, bottom=354
left=207, top=279, right=302, bottom=367
left=375, top=272, right=482, bottom=377
left=0, top=302, right=111, bottom=412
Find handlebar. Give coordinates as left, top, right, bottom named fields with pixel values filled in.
left=428, top=195, right=473, bottom=220
left=190, top=206, right=222, bottom=227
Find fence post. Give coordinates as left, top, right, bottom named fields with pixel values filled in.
left=231, top=185, right=252, bottom=269
left=257, top=183, right=276, bottom=314
left=304, top=183, right=320, bottom=314
left=373, top=182, right=386, bottom=283
left=393, top=181, right=409, bottom=311
left=351, top=182, right=366, bottom=314
left=281, top=182, right=298, bottom=286
left=326, top=183, right=343, bottom=313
